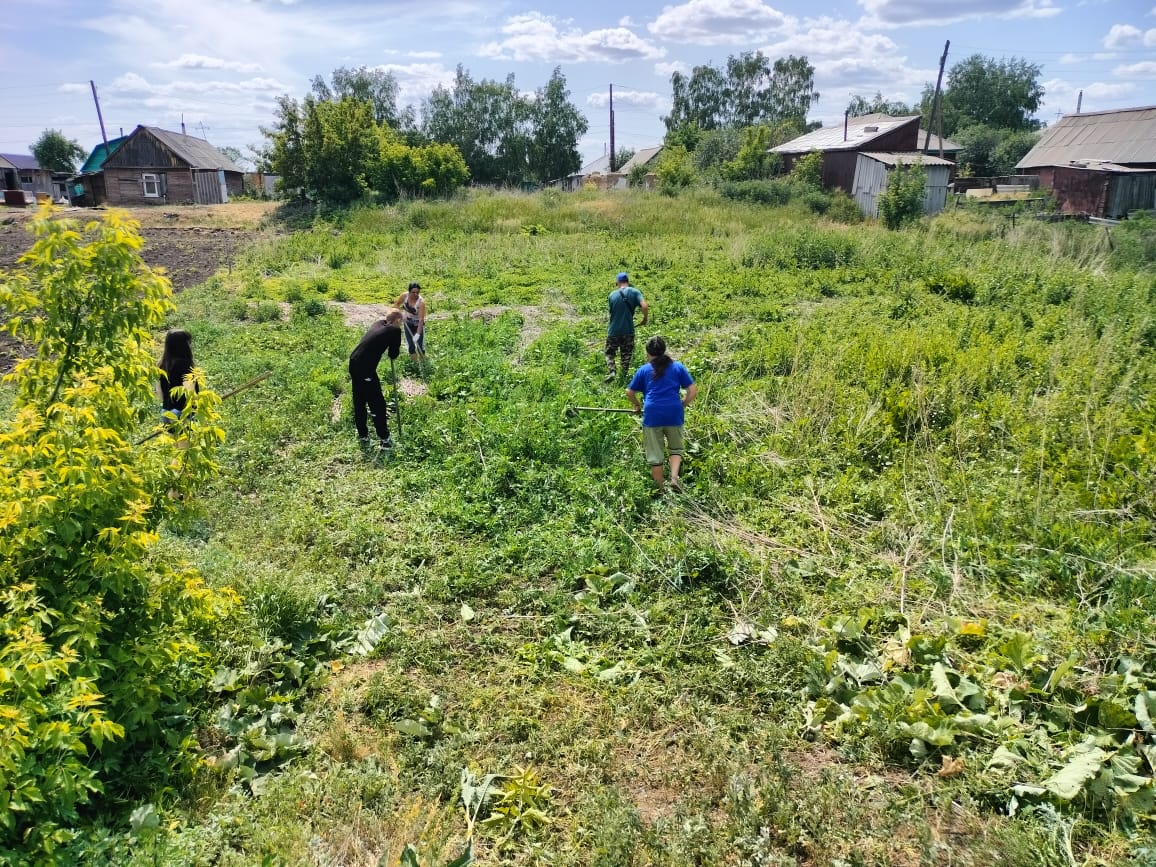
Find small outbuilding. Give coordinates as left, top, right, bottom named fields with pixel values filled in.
left=852, top=153, right=954, bottom=218
left=1046, top=160, right=1156, bottom=219
left=1016, top=105, right=1156, bottom=217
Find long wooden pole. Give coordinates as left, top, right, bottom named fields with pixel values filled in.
left=135, top=370, right=272, bottom=445
left=923, top=40, right=949, bottom=154
left=90, top=80, right=109, bottom=154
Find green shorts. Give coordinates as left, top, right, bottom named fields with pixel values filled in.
left=643, top=425, right=684, bottom=466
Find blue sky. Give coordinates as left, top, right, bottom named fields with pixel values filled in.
left=1, top=0, right=1153, bottom=167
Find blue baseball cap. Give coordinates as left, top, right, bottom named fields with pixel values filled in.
left=616, top=272, right=629, bottom=283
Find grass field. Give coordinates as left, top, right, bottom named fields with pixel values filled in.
left=7, top=189, right=1156, bottom=866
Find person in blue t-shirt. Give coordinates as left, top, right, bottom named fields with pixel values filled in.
left=626, top=335, right=697, bottom=495
left=604, top=271, right=648, bottom=383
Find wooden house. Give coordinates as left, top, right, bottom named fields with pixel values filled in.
left=771, top=114, right=924, bottom=194
left=73, top=126, right=243, bottom=206
left=0, top=153, right=65, bottom=202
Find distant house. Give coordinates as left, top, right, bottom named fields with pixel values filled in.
left=1015, top=105, right=1156, bottom=218
left=72, top=126, right=244, bottom=207
left=0, top=153, right=67, bottom=202
left=772, top=114, right=924, bottom=193
left=565, top=146, right=664, bottom=191
left=558, top=154, right=611, bottom=191
left=852, top=152, right=954, bottom=218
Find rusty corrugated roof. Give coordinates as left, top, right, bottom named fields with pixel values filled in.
left=772, top=114, right=920, bottom=153
left=1016, top=105, right=1156, bottom=168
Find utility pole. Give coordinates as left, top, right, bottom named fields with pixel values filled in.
left=90, top=80, right=109, bottom=153
left=608, top=84, right=616, bottom=172
left=923, top=39, right=949, bottom=154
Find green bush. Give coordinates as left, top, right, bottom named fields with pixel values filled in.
left=789, top=151, right=823, bottom=188
left=718, top=179, right=793, bottom=206
left=252, top=300, right=284, bottom=322
left=0, top=208, right=234, bottom=861
left=878, top=163, right=927, bottom=230
left=655, top=144, right=694, bottom=196
left=826, top=191, right=864, bottom=224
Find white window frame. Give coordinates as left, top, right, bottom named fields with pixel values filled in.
left=142, top=173, right=161, bottom=198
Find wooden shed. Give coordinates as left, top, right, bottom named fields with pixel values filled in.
left=83, top=126, right=244, bottom=206
left=852, top=153, right=953, bottom=218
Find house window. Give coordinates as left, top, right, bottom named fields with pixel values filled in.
left=142, top=173, right=161, bottom=197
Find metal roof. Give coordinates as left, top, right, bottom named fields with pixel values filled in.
left=917, top=131, right=962, bottom=152
left=618, top=145, right=663, bottom=171
left=575, top=154, right=611, bottom=175
left=78, top=136, right=128, bottom=175
left=1016, top=105, right=1156, bottom=168
left=142, top=127, right=245, bottom=172
left=0, top=153, right=41, bottom=171
left=1057, top=159, right=1155, bottom=174
left=772, top=114, right=920, bottom=153
left=860, top=152, right=955, bottom=167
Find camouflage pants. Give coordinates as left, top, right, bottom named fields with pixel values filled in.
left=604, top=333, right=635, bottom=375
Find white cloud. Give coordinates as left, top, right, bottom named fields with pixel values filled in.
left=407, top=50, right=442, bottom=59
left=1114, top=60, right=1156, bottom=77
left=654, top=60, right=689, bottom=77
left=479, top=12, right=664, bottom=62
left=648, top=0, right=793, bottom=45
left=762, top=17, right=924, bottom=88
left=109, top=72, right=288, bottom=96
left=587, top=88, right=669, bottom=112
left=158, top=54, right=264, bottom=73
left=858, top=0, right=1060, bottom=28
left=375, top=62, right=456, bottom=106
left=619, top=16, right=636, bottom=26
left=1042, top=76, right=1135, bottom=112
left=1104, top=23, right=1156, bottom=47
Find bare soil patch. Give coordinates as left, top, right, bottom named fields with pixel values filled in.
left=0, top=207, right=253, bottom=292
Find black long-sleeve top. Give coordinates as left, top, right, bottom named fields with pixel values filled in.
left=348, top=320, right=402, bottom=373
left=160, top=359, right=196, bottom=412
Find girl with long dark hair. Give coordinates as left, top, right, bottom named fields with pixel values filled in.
left=158, top=329, right=197, bottom=418
left=626, top=335, right=698, bottom=495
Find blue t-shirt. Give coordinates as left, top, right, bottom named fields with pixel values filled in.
left=628, top=361, right=694, bottom=427
left=607, top=287, right=644, bottom=337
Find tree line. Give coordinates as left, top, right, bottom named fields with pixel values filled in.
left=259, top=65, right=588, bottom=205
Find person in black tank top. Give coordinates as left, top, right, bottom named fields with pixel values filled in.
left=394, top=282, right=427, bottom=361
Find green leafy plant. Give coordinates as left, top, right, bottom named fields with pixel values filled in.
left=0, top=206, right=233, bottom=860
left=878, top=162, right=927, bottom=229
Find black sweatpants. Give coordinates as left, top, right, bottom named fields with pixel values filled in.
left=350, top=369, right=391, bottom=443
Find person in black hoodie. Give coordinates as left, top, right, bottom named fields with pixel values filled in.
left=349, top=309, right=403, bottom=449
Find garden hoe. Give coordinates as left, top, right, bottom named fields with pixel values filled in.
left=135, top=370, right=273, bottom=445
left=563, top=405, right=637, bottom=419
left=390, top=356, right=403, bottom=442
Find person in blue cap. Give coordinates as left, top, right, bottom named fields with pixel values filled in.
left=604, top=271, right=648, bottom=383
